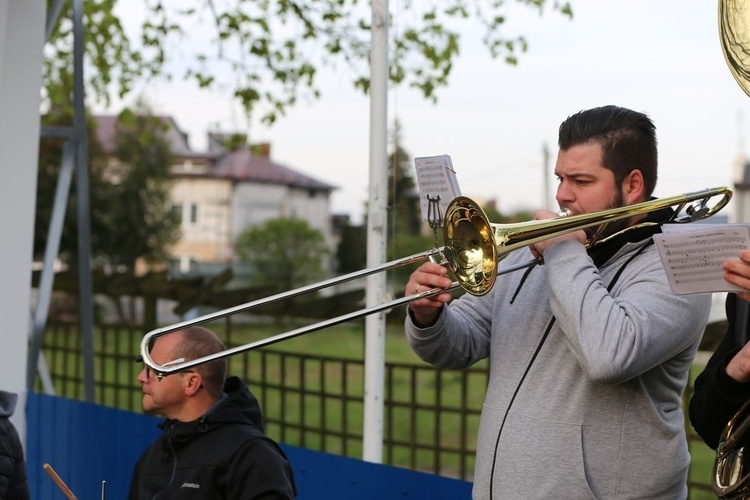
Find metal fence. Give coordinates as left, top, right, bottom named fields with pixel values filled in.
left=35, top=320, right=713, bottom=492
left=37, top=321, right=484, bottom=481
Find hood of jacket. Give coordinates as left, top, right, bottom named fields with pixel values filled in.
left=586, top=203, right=672, bottom=267
left=162, top=376, right=266, bottom=446
left=0, top=391, right=18, bottom=418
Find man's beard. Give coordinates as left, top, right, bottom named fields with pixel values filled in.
left=583, top=188, right=627, bottom=241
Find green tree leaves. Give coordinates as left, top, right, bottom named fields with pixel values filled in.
left=102, top=105, right=181, bottom=272
left=44, top=0, right=573, bottom=124
left=234, top=218, right=330, bottom=291
left=35, top=101, right=181, bottom=275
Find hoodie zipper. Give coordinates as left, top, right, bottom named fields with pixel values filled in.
left=152, top=423, right=178, bottom=500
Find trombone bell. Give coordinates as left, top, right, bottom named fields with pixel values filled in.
left=443, top=198, right=498, bottom=296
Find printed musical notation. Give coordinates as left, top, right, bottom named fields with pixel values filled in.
left=653, top=223, right=750, bottom=295
left=414, top=154, right=461, bottom=223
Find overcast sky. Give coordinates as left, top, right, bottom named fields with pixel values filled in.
left=99, top=0, right=750, bottom=224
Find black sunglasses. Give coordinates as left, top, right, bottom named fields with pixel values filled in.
left=135, top=355, right=195, bottom=381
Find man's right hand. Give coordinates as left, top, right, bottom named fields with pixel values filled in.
left=724, top=249, right=750, bottom=303
left=724, top=249, right=750, bottom=382
left=405, top=262, right=454, bottom=328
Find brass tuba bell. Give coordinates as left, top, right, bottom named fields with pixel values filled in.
left=719, top=0, right=750, bottom=98
left=714, top=400, right=750, bottom=498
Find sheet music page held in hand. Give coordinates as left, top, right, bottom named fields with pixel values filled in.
left=653, top=223, right=750, bottom=295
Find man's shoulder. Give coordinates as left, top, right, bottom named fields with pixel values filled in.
left=211, top=419, right=268, bottom=441
left=609, top=239, right=661, bottom=268
left=198, top=422, right=289, bottom=466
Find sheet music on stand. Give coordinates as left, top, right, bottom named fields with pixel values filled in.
left=653, top=223, right=750, bottom=295
left=414, top=154, right=461, bottom=228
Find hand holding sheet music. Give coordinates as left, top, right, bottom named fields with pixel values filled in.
left=653, top=223, right=750, bottom=294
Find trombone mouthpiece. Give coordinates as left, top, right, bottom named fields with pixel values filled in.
left=557, top=208, right=573, bottom=217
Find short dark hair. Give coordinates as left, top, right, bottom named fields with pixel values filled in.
left=558, top=105, right=658, bottom=198
left=173, top=326, right=228, bottom=398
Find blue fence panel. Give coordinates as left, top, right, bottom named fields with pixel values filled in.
left=26, top=393, right=472, bottom=499
left=284, top=445, right=473, bottom=499
left=27, top=393, right=162, bottom=499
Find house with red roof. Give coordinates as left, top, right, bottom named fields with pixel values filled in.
left=93, top=115, right=338, bottom=272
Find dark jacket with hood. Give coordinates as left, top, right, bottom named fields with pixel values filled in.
left=129, top=376, right=296, bottom=499
left=0, top=390, right=29, bottom=500
left=689, top=293, right=750, bottom=449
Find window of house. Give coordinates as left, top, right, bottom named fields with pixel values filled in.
left=190, top=203, right=198, bottom=224
left=170, top=204, right=183, bottom=223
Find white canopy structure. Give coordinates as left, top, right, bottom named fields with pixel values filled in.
left=0, top=0, right=45, bottom=443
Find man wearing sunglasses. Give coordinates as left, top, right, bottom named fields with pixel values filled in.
left=128, top=326, right=296, bottom=499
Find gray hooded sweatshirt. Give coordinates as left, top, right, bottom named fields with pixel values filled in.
left=406, top=239, right=710, bottom=499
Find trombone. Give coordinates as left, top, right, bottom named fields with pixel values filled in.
left=141, top=186, right=732, bottom=377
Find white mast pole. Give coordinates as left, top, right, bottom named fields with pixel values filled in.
left=363, top=0, right=388, bottom=463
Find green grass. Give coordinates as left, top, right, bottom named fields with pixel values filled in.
left=219, top=316, right=430, bottom=363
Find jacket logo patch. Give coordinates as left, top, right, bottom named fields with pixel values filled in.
left=181, top=482, right=200, bottom=489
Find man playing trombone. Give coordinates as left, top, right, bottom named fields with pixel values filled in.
left=404, top=105, right=712, bottom=499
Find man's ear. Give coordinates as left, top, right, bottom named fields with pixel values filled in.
left=622, top=169, right=645, bottom=204
left=184, top=373, right=203, bottom=396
